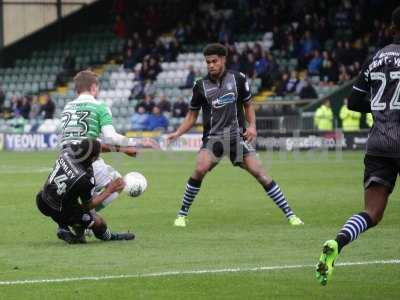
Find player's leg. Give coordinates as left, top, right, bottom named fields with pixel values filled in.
left=316, top=155, right=394, bottom=285
left=92, top=158, right=122, bottom=211
left=91, top=213, right=135, bottom=241
left=235, top=143, right=303, bottom=225
left=36, top=190, right=79, bottom=244
left=174, top=148, right=218, bottom=226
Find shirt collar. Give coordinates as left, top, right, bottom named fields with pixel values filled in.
left=76, top=94, right=96, bottom=102
left=207, top=69, right=228, bottom=84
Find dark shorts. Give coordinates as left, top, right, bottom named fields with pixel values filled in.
left=364, top=155, right=400, bottom=193
left=36, top=191, right=95, bottom=228
left=201, top=136, right=256, bottom=166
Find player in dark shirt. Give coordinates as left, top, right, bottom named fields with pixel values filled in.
left=316, top=6, right=400, bottom=285
left=167, top=43, right=303, bottom=227
left=36, top=139, right=134, bottom=244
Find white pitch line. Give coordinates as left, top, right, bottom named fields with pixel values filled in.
left=0, top=259, right=399, bottom=286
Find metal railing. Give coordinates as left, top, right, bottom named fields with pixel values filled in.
left=256, top=113, right=316, bottom=133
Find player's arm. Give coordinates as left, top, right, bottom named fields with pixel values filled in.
left=98, top=103, right=159, bottom=148
left=166, top=81, right=202, bottom=144
left=80, top=178, right=125, bottom=210
left=243, top=101, right=257, bottom=143
left=348, top=89, right=371, bottom=113
left=101, top=143, right=138, bottom=157
left=166, top=110, right=199, bottom=143
left=87, top=178, right=125, bottom=210
left=348, top=57, right=372, bottom=113
left=237, top=72, right=256, bottom=143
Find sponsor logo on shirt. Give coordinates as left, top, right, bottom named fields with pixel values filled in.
left=212, top=92, right=236, bottom=108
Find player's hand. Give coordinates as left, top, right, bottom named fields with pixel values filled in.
left=243, top=126, right=257, bottom=144
left=106, top=178, right=126, bottom=193
left=140, top=138, right=160, bottom=149
left=122, top=146, right=138, bottom=157
left=166, top=132, right=179, bottom=145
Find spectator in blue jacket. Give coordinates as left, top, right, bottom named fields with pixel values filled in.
left=145, top=106, right=169, bottom=131
left=308, top=50, right=323, bottom=75
left=131, top=106, right=149, bottom=131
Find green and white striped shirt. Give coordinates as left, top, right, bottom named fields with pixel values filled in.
left=60, top=94, right=113, bottom=146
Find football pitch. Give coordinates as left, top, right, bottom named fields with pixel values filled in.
left=0, top=150, right=399, bottom=299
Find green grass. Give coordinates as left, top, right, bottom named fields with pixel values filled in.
left=0, top=150, right=399, bottom=299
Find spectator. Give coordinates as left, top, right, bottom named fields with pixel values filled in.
left=275, top=72, right=290, bottom=97
left=145, top=106, right=168, bottom=131
left=338, top=64, right=351, bottom=84
left=180, top=65, right=196, bottom=89
left=163, top=40, right=179, bottom=62
left=333, top=40, right=346, bottom=65
left=320, top=51, right=339, bottom=83
left=339, top=98, right=361, bottom=131
left=133, top=42, right=147, bottom=64
left=136, top=94, right=155, bottom=113
left=157, top=95, right=171, bottom=113
left=20, top=96, right=31, bottom=119
left=299, top=31, right=320, bottom=67
left=130, top=106, right=149, bottom=131
left=113, top=14, right=126, bottom=39
left=314, top=99, right=333, bottom=131
left=29, top=95, right=41, bottom=119
left=147, top=57, right=162, bottom=81
left=11, top=96, right=21, bottom=117
left=57, top=50, right=76, bottom=85
left=172, top=97, right=189, bottom=118
left=143, top=80, right=156, bottom=98
left=308, top=50, right=323, bottom=75
left=299, top=79, right=318, bottom=99
left=229, top=54, right=241, bottom=72
left=0, top=85, right=5, bottom=113
left=242, top=53, right=256, bottom=78
left=341, top=41, right=355, bottom=66
left=255, top=51, right=269, bottom=82
left=40, top=94, right=55, bottom=119
left=285, top=70, right=300, bottom=94
left=123, top=48, right=136, bottom=69
left=62, top=50, right=75, bottom=75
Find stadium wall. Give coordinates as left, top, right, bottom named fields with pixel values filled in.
left=2, top=0, right=97, bottom=47
left=0, top=0, right=108, bottom=66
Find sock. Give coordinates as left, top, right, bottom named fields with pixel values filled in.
left=178, top=177, right=202, bottom=216
left=264, top=181, right=294, bottom=219
left=335, top=212, right=374, bottom=252
left=95, top=192, right=119, bottom=212
left=93, top=225, right=112, bottom=241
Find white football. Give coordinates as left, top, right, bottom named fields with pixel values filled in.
left=123, top=172, right=147, bottom=197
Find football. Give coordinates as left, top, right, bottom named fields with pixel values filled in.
left=123, top=172, right=148, bottom=197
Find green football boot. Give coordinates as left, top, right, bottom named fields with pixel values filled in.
left=288, top=215, right=304, bottom=225
left=174, top=215, right=187, bottom=227
left=316, top=240, right=339, bottom=285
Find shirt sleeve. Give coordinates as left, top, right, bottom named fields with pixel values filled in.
left=98, top=103, right=113, bottom=127
left=353, top=57, right=371, bottom=94
left=71, top=174, right=95, bottom=204
left=189, top=81, right=203, bottom=111
left=236, top=72, right=252, bottom=103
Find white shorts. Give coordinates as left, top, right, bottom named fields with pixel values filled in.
left=92, top=158, right=121, bottom=192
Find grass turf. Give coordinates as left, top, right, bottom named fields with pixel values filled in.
left=0, top=150, right=399, bottom=299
